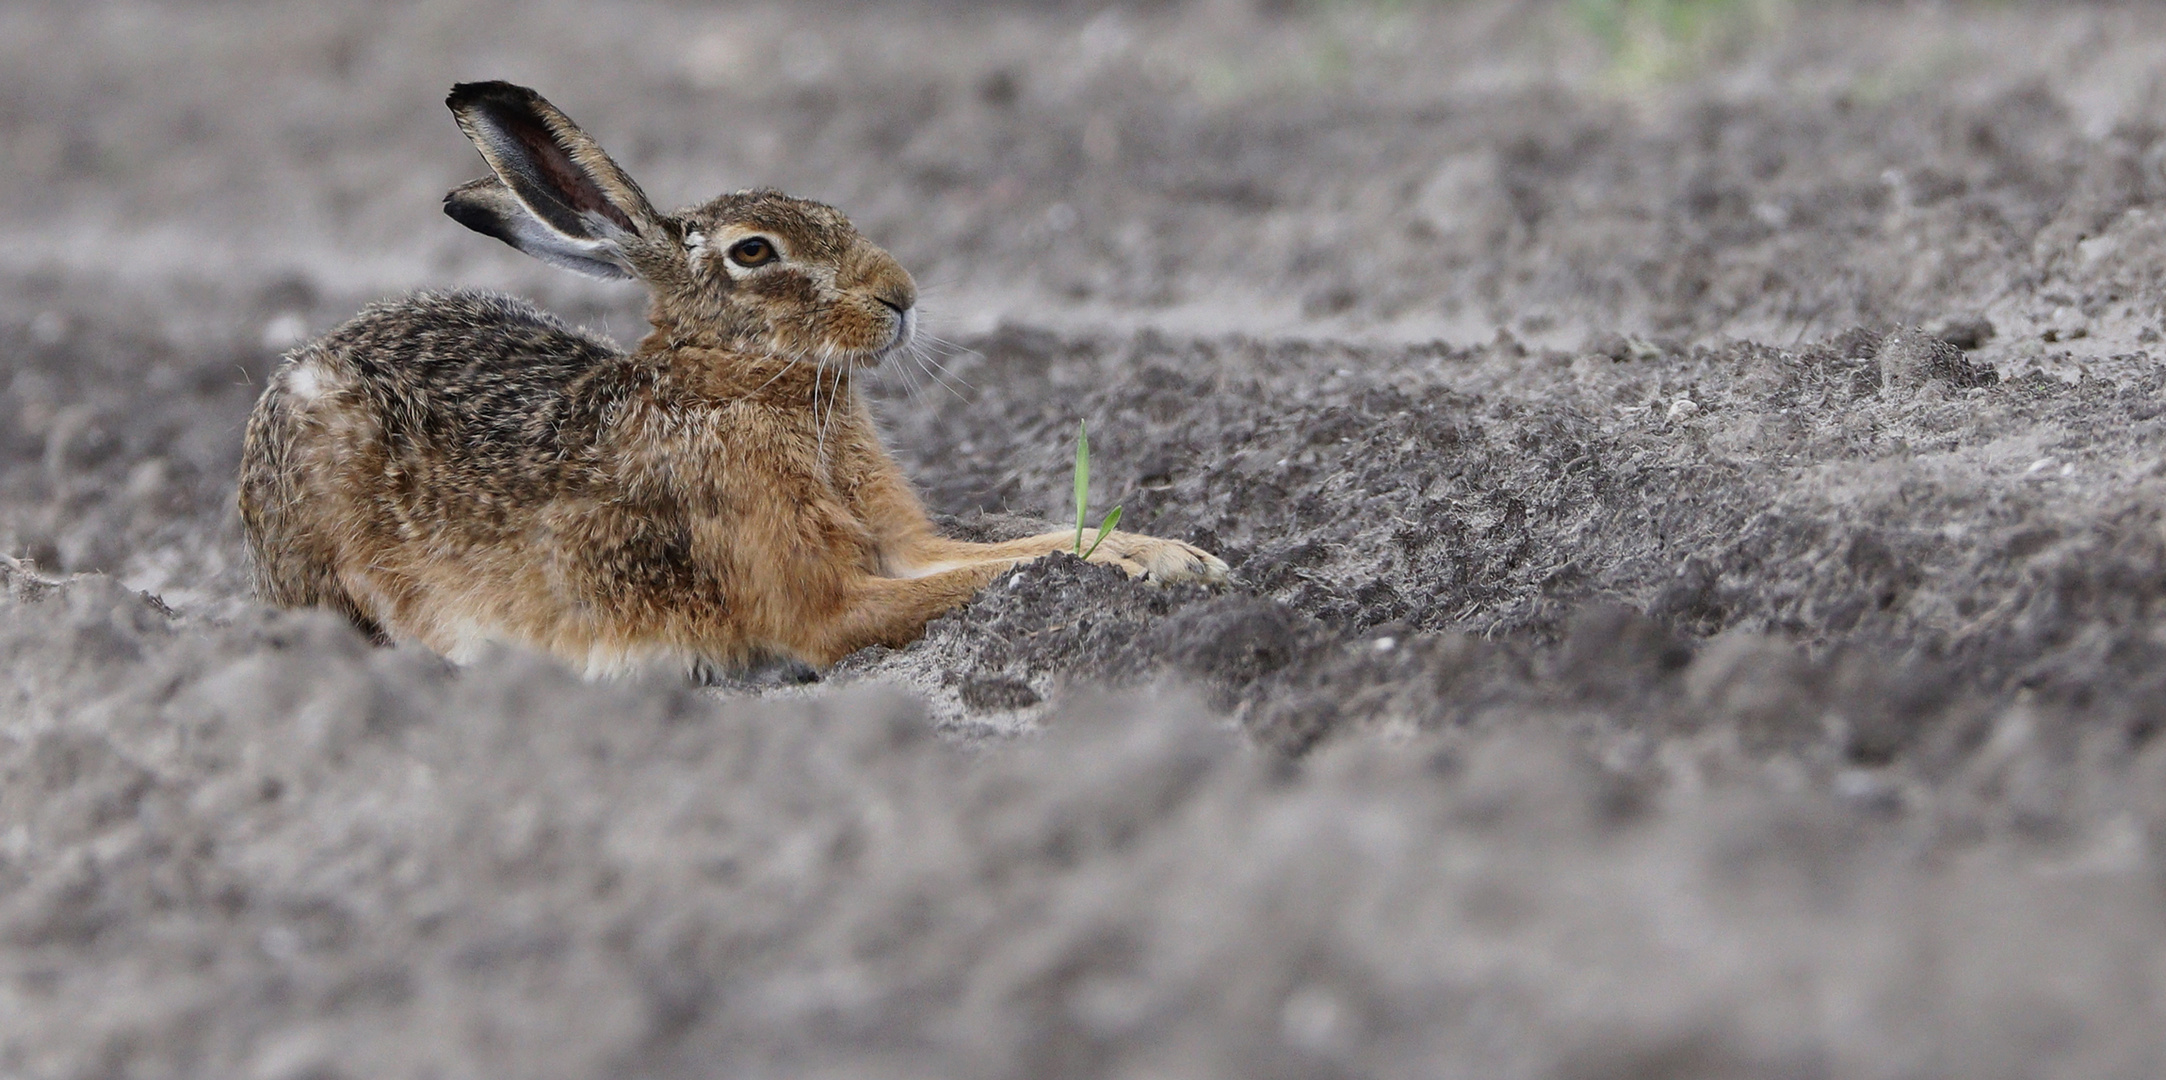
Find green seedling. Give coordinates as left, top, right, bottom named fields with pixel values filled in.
left=1073, top=420, right=1122, bottom=560
left=1568, top=0, right=1774, bottom=83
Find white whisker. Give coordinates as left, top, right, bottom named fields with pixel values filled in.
left=910, top=342, right=970, bottom=403
left=919, top=358, right=967, bottom=402
left=816, top=365, right=829, bottom=459
left=894, top=352, right=928, bottom=402
left=751, top=354, right=803, bottom=396
left=915, top=338, right=980, bottom=391
left=811, top=362, right=826, bottom=458
left=816, top=362, right=844, bottom=462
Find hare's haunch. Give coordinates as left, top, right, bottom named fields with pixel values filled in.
left=238, top=81, right=1226, bottom=677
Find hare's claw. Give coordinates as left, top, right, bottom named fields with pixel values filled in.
left=1084, top=534, right=1230, bottom=586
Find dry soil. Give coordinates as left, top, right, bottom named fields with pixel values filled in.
left=7, top=1, right=2166, bottom=1077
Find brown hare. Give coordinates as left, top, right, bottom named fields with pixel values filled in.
left=239, top=81, right=1226, bottom=678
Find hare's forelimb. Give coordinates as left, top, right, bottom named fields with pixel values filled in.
left=795, top=563, right=1020, bottom=667
left=851, top=453, right=1228, bottom=585
left=893, top=531, right=1229, bottom=585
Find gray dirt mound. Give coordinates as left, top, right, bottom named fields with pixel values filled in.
left=5, top=563, right=2166, bottom=1079
left=0, top=315, right=264, bottom=606
left=870, top=321, right=2166, bottom=731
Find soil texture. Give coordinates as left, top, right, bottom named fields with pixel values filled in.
left=8, top=1, right=2166, bottom=1076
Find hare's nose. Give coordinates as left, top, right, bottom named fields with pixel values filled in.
left=874, top=280, right=916, bottom=315
left=877, top=293, right=916, bottom=351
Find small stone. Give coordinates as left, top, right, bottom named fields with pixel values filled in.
left=977, top=67, right=1021, bottom=107
left=1666, top=397, right=1700, bottom=420
left=1924, top=314, right=1995, bottom=350
left=1279, top=985, right=1351, bottom=1054
left=1877, top=326, right=1996, bottom=393
left=1833, top=769, right=1903, bottom=813
left=260, top=312, right=309, bottom=351
left=29, top=311, right=67, bottom=345
left=958, top=674, right=1041, bottom=711
left=1830, top=326, right=1883, bottom=360
left=1584, top=331, right=1632, bottom=362
left=1301, top=285, right=1359, bottom=317
left=1414, top=150, right=1505, bottom=238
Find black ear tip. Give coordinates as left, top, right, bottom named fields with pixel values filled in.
left=443, top=193, right=497, bottom=235
left=442, top=181, right=510, bottom=240
left=446, top=80, right=537, bottom=112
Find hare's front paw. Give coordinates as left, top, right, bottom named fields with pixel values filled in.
left=1086, top=532, right=1230, bottom=585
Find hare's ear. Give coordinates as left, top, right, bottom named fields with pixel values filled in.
left=444, top=177, right=635, bottom=280
left=443, top=81, right=670, bottom=280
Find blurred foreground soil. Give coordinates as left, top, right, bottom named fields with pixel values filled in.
left=7, top=1, right=2166, bottom=1076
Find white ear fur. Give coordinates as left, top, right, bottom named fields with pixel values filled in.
left=444, top=177, right=634, bottom=280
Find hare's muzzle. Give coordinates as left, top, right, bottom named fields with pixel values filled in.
left=834, top=242, right=916, bottom=366
left=874, top=295, right=916, bottom=361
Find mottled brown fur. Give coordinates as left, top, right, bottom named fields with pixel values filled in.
left=238, top=82, right=1225, bottom=677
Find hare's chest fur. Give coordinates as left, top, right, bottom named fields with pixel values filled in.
left=607, top=385, right=884, bottom=531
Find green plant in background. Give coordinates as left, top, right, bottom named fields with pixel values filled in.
left=1073, top=421, right=1121, bottom=560
left=1569, top=0, right=1778, bottom=83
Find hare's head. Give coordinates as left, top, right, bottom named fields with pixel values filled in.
left=442, top=82, right=915, bottom=367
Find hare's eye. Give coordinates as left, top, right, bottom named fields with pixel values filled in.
left=727, top=237, right=777, bottom=268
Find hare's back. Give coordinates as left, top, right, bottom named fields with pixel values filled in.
left=241, top=290, right=639, bottom=644
left=260, top=290, right=631, bottom=540
left=319, top=291, right=622, bottom=455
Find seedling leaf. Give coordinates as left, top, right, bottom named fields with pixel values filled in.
left=1082, top=506, right=1121, bottom=560
left=1071, top=420, right=1122, bottom=561
left=1074, top=420, right=1090, bottom=555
